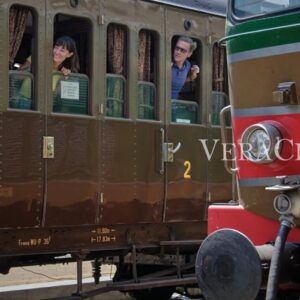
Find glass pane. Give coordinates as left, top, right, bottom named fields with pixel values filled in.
left=106, top=74, right=125, bottom=117
left=171, top=99, right=198, bottom=124
left=234, top=0, right=300, bottom=18
left=9, top=71, right=33, bottom=110
left=52, top=72, right=88, bottom=114
left=138, top=82, right=156, bottom=120
left=212, top=91, right=227, bottom=126
left=9, top=5, right=35, bottom=109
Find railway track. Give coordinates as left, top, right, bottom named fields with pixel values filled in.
left=0, top=263, right=203, bottom=300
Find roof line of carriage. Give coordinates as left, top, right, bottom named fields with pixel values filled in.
left=142, top=0, right=228, bottom=17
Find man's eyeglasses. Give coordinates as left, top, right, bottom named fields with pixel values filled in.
left=175, top=46, right=188, bottom=54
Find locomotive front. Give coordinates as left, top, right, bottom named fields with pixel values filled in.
left=196, top=1, right=300, bottom=299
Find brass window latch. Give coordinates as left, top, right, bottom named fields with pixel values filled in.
left=43, top=136, right=55, bottom=159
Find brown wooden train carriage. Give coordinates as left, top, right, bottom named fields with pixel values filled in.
left=0, top=0, right=229, bottom=298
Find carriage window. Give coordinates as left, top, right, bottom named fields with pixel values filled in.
left=212, top=43, right=230, bottom=126
left=9, top=5, right=35, bottom=110
left=233, top=0, right=300, bottom=18
left=52, top=14, right=91, bottom=115
left=171, top=35, right=201, bottom=124
left=137, top=29, right=158, bottom=120
left=106, top=23, right=127, bottom=118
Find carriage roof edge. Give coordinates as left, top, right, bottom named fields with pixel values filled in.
left=142, top=0, right=228, bottom=17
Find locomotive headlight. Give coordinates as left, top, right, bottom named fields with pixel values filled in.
left=241, top=124, right=282, bottom=163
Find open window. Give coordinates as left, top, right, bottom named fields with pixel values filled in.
left=106, top=23, right=128, bottom=118
left=171, top=35, right=201, bottom=124
left=212, top=43, right=229, bottom=126
left=9, top=5, right=35, bottom=110
left=137, top=29, right=158, bottom=120
left=52, top=14, right=91, bottom=115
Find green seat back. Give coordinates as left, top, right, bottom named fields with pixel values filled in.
left=9, top=71, right=33, bottom=110
left=171, top=99, right=198, bottom=124
left=212, top=91, right=227, bottom=125
left=106, top=74, right=125, bottom=117
left=53, top=72, right=89, bottom=114
left=137, top=81, right=156, bottom=120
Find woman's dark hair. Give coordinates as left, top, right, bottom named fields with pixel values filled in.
left=55, top=35, right=80, bottom=72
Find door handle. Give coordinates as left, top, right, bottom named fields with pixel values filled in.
left=159, top=128, right=182, bottom=174
left=220, top=105, right=237, bottom=174
left=160, top=128, right=165, bottom=174
left=170, top=142, right=181, bottom=154
left=163, top=142, right=181, bottom=163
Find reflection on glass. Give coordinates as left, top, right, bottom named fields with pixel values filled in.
left=233, top=0, right=300, bottom=18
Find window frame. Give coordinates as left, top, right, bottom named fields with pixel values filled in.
left=170, top=35, right=202, bottom=125
left=137, top=28, right=159, bottom=121
left=52, top=13, right=92, bottom=116
left=105, top=22, right=129, bottom=119
left=8, top=4, right=37, bottom=111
